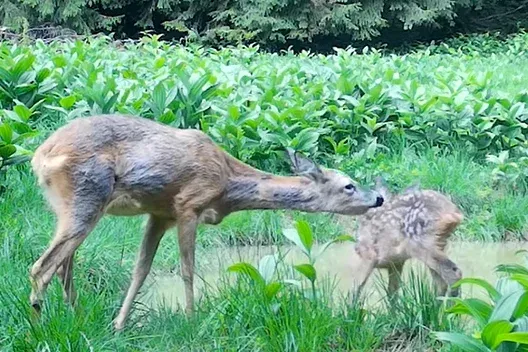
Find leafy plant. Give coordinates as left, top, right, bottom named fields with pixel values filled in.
left=0, top=103, right=38, bottom=196
left=434, top=252, right=528, bottom=351
left=283, top=220, right=354, bottom=299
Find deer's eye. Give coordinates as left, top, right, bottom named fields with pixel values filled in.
left=344, top=184, right=355, bottom=191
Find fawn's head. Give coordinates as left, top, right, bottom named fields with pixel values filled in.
left=286, top=149, right=384, bottom=215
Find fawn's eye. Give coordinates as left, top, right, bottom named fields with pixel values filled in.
left=344, top=184, right=355, bottom=191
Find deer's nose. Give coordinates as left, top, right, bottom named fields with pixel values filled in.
left=374, top=195, right=384, bottom=207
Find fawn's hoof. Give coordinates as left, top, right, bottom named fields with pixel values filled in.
left=113, top=318, right=125, bottom=331
left=31, top=301, right=41, bottom=314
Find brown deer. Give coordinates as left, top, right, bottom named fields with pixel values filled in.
left=30, top=114, right=384, bottom=330
left=354, top=177, right=463, bottom=298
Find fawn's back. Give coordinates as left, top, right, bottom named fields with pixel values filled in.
left=355, top=188, right=463, bottom=267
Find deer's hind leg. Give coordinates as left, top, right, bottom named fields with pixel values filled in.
left=56, top=254, right=76, bottom=305
left=30, top=157, right=115, bottom=312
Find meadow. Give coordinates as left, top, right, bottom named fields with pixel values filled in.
left=0, top=32, right=527, bottom=351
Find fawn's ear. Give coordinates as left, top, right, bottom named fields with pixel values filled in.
left=286, top=148, right=325, bottom=183
left=403, top=182, right=421, bottom=194
left=374, top=176, right=392, bottom=200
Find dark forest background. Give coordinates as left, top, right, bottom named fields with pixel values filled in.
left=1, top=0, right=527, bottom=51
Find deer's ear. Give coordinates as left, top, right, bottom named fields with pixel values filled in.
left=286, top=148, right=325, bottom=182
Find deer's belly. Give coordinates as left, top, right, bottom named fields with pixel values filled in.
left=105, top=194, right=146, bottom=216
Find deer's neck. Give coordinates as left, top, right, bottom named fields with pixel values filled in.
left=223, top=175, right=321, bottom=213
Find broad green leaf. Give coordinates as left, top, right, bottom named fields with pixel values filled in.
left=453, top=278, right=501, bottom=302
left=495, top=332, right=528, bottom=346
left=481, top=320, right=513, bottom=349
left=434, top=332, right=491, bottom=352
left=283, top=228, right=309, bottom=256
left=52, top=56, right=67, bottom=67
left=36, top=68, right=51, bottom=83
left=264, top=282, right=282, bottom=300
left=515, top=316, right=528, bottom=332
left=0, top=145, right=16, bottom=159
left=258, top=254, right=277, bottom=284
left=12, top=54, right=35, bottom=82
left=201, top=84, right=219, bottom=101
left=510, top=274, right=528, bottom=290
left=103, top=93, right=119, bottom=114
left=152, top=82, right=167, bottom=116
left=158, top=110, right=176, bottom=125
left=154, top=57, right=166, bottom=69
left=189, top=74, right=211, bottom=100
left=60, top=96, right=77, bottom=109
left=513, top=291, right=528, bottom=319
left=0, top=124, right=13, bottom=144
left=446, top=298, right=493, bottom=327
left=10, top=122, right=32, bottom=134
left=496, top=264, right=528, bottom=276
left=294, top=263, right=316, bottom=283
left=227, top=262, right=264, bottom=286
left=0, top=66, right=12, bottom=81
left=490, top=290, right=527, bottom=322
left=2, top=154, right=31, bottom=166
left=228, top=105, right=240, bottom=120
left=295, top=220, right=313, bottom=254
left=13, top=105, right=32, bottom=122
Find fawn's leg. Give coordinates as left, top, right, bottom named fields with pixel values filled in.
left=387, top=262, right=404, bottom=296
left=357, top=260, right=377, bottom=293
left=177, top=211, right=199, bottom=315
left=113, top=215, right=172, bottom=330
left=30, top=157, right=114, bottom=312
left=56, top=255, right=76, bottom=305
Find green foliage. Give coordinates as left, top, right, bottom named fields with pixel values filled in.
left=435, top=253, right=528, bottom=351
left=0, top=34, right=527, bottom=197
left=0, top=45, right=49, bottom=195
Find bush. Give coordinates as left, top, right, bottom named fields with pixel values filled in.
left=0, top=34, right=527, bottom=193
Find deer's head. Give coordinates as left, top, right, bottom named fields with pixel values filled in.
left=286, top=149, right=384, bottom=215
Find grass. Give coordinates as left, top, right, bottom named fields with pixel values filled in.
left=0, top=145, right=525, bottom=350
left=0, top=220, right=458, bottom=351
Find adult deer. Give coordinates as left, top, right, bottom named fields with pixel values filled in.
left=30, top=114, right=384, bottom=330
left=354, top=177, right=463, bottom=298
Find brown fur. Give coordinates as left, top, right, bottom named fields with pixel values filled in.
left=29, top=114, right=384, bottom=330
left=354, top=177, right=463, bottom=298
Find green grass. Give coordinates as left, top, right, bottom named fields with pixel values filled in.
left=0, top=221, right=457, bottom=351
left=0, top=147, right=525, bottom=350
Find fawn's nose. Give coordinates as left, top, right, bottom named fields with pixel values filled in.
left=374, top=195, right=384, bottom=207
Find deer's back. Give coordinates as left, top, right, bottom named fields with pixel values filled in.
left=32, top=115, right=231, bottom=215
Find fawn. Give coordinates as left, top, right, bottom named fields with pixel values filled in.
left=354, top=177, right=463, bottom=298
left=30, top=114, right=384, bottom=330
